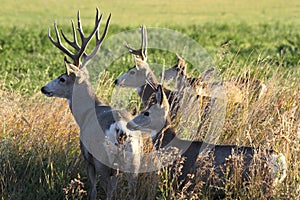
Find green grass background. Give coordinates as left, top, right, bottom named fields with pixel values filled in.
left=1, top=0, right=300, bottom=27
left=1, top=0, right=299, bottom=95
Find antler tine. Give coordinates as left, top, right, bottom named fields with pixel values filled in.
left=75, top=8, right=105, bottom=67
left=60, top=20, right=81, bottom=52
left=141, top=25, right=147, bottom=60
left=48, top=21, right=76, bottom=60
left=124, top=43, right=143, bottom=57
left=49, top=9, right=110, bottom=67
left=124, top=25, right=147, bottom=61
left=81, top=10, right=111, bottom=67
left=175, top=53, right=181, bottom=60
left=97, top=13, right=111, bottom=44
left=77, top=10, right=85, bottom=41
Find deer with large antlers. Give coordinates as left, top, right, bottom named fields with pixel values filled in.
left=41, top=9, right=142, bottom=200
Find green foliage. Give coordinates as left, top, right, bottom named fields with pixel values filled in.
left=1, top=23, right=299, bottom=96
left=1, top=0, right=300, bottom=27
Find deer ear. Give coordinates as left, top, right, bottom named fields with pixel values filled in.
left=176, top=54, right=187, bottom=74
left=178, top=63, right=186, bottom=74
left=156, top=85, right=170, bottom=112
left=134, top=56, right=145, bottom=70
left=64, top=58, right=79, bottom=76
left=65, top=59, right=87, bottom=84
left=156, top=85, right=164, bottom=107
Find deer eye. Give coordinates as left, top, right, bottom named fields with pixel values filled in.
left=144, top=111, right=150, bottom=116
left=59, top=77, right=66, bottom=83
left=129, top=70, right=136, bottom=75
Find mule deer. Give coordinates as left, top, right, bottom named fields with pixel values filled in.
left=164, top=54, right=267, bottom=103
left=114, top=26, right=199, bottom=122
left=41, top=9, right=142, bottom=199
left=164, top=54, right=244, bottom=104
left=114, top=25, right=165, bottom=107
left=127, top=84, right=287, bottom=197
left=115, top=56, right=181, bottom=121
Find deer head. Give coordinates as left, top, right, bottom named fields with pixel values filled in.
left=114, top=25, right=157, bottom=88
left=127, top=85, right=169, bottom=136
left=125, top=25, right=147, bottom=61
left=164, top=54, right=188, bottom=83
left=41, top=8, right=111, bottom=99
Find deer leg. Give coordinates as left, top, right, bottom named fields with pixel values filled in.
left=85, top=159, right=97, bottom=200
left=105, top=175, right=118, bottom=200
left=127, top=173, right=138, bottom=200
left=81, top=141, right=98, bottom=200
left=80, top=158, right=97, bottom=200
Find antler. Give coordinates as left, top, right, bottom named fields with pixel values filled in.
left=48, top=8, right=111, bottom=68
left=125, top=25, right=147, bottom=61
left=175, top=53, right=187, bottom=68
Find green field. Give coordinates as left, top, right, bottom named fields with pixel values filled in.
left=0, top=0, right=299, bottom=199
left=1, top=0, right=300, bottom=27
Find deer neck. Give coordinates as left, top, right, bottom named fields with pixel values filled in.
left=152, top=116, right=203, bottom=153
left=137, top=72, right=158, bottom=106
left=152, top=117, right=178, bottom=149
left=68, top=80, right=102, bottom=127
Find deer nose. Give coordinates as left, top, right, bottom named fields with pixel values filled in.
left=41, top=87, right=46, bottom=94
left=41, top=86, right=53, bottom=97
left=114, top=79, right=118, bottom=85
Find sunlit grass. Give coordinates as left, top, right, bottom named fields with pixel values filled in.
left=1, top=0, right=300, bottom=27
left=0, top=53, right=299, bottom=198
left=0, top=90, right=82, bottom=199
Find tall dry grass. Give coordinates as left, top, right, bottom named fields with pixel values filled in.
left=0, top=88, right=82, bottom=199
left=0, top=55, right=299, bottom=199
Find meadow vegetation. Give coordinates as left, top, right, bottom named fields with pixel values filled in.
left=0, top=0, right=299, bottom=199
